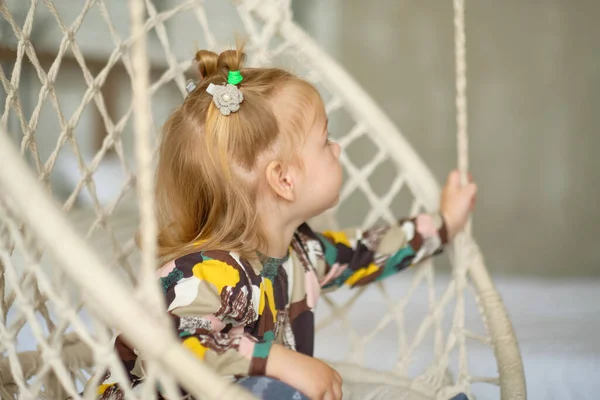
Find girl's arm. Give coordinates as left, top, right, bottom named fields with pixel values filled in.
left=304, top=170, right=476, bottom=290
left=303, top=212, right=448, bottom=290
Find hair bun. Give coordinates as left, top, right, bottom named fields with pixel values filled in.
left=217, top=47, right=246, bottom=73
left=194, top=45, right=247, bottom=81
left=194, top=50, right=219, bottom=79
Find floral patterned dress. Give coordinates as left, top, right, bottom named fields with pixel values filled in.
left=97, top=213, right=448, bottom=399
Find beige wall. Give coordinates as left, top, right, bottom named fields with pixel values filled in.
left=3, top=0, right=597, bottom=277
left=296, top=1, right=600, bottom=277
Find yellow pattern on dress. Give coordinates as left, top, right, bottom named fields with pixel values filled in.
left=259, top=278, right=277, bottom=322
left=192, top=259, right=240, bottom=294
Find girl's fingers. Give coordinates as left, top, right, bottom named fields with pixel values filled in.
left=447, top=169, right=461, bottom=188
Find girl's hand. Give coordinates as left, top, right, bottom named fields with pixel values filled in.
left=266, top=344, right=343, bottom=400
left=440, top=169, right=477, bottom=240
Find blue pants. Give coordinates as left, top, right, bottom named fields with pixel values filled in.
left=237, top=376, right=469, bottom=400
left=237, top=376, right=308, bottom=399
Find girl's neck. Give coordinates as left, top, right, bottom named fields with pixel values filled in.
left=259, top=218, right=299, bottom=259
left=257, top=199, right=305, bottom=258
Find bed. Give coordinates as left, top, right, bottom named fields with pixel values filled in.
left=315, top=273, right=600, bottom=399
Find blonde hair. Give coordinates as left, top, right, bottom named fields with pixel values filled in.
left=155, top=45, right=324, bottom=262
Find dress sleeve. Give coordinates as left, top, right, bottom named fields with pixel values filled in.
left=310, top=213, right=448, bottom=290
left=160, top=250, right=273, bottom=376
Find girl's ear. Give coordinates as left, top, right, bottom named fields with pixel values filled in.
left=265, top=160, right=296, bottom=202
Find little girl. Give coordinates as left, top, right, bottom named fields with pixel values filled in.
left=97, top=45, right=476, bottom=400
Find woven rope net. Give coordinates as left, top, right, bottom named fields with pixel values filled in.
left=0, top=0, right=525, bottom=399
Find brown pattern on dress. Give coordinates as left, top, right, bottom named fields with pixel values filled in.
left=179, top=316, right=213, bottom=332
left=273, top=267, right=289, bottom=310
left=114, top=335, right=137, bottom=363
left=215, top=286, right=250, bottom=324
left=288, top=297, right=310, bottom=322
left=173, top=252, right=203, bottom=278
left=399, top=219, right=423, bottom=252
left=361, top=225, right=389, bottom=251
left=257, top=290, right=275, bottom=336
left=99, top=384, right=125, bottom=400
left=249, top=356, right=268, bottom=376
left=197, top=331, right=244, bottom=354
left=291, top=233, right=313, bottom=273
left=273, top=309, right=288, bottom=341
left=281, top=313, right=297, bottom=351
left=350, top=267, right=384, bottom=287
left=202, top=250, right=241, bottom=267
left=438, top=220, right=449, bottom=244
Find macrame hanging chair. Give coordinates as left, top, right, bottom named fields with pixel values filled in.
left=0, top=0, right=526, bottom=399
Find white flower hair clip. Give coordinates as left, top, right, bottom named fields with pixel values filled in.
left=205, top=70, right=244, bottom=116
left=206, top=83, right=244, bottom=116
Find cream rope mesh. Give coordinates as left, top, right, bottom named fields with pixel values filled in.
left=0, top=0, right=525, bottom=399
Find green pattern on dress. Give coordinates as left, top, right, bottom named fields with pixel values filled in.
left=160, top=269, right=184, bottom=294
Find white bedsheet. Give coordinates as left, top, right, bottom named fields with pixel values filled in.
left=314, top=274, right=600, bottom=400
